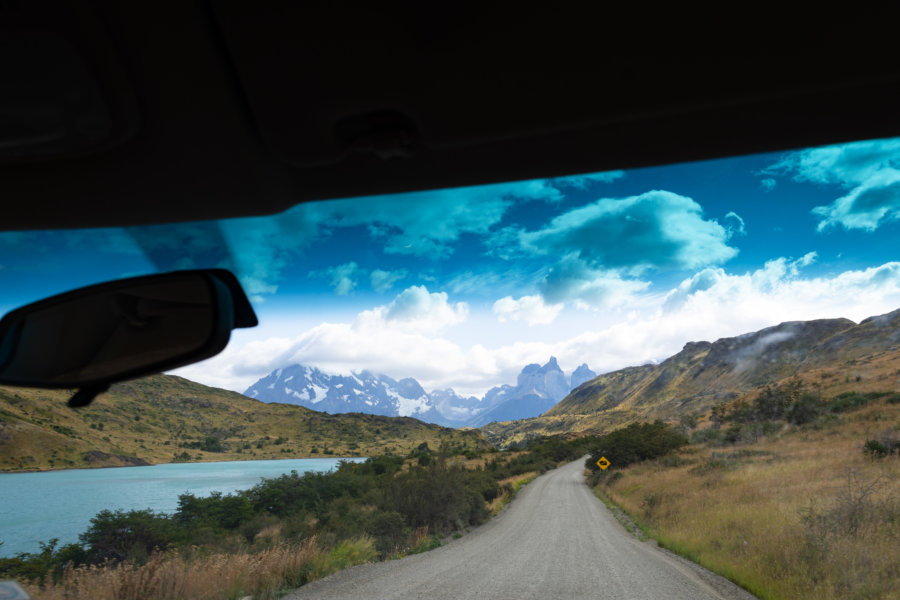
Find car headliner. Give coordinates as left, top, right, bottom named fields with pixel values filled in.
left=2, top=3, right=900, bottom=230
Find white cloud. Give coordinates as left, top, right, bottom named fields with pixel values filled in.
left=767, top=138, right=900, bottom=186
left=376, top=285, right=469, bottom=331
left=493, top=295, right=563, bottom=325
left=174, top=260, right=900, bottom=399
left=517, top=190, right=738, bottom=272
left=812, top=171, right=900, bottom=231
left=537, top=255, right=651, bottom=306
left=766, top=137, right=900, bottom=231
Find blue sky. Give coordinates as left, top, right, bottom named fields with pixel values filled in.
left=2, top=137, right=899, bottom=396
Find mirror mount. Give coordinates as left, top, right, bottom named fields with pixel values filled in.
left=0, top=269, right=257, bottom=407
left=68, top=383, right=110, bottom=408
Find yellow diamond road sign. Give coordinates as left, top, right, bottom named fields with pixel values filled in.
left=596, top=456, right=610, bottom=470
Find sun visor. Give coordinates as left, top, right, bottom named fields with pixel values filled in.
left=0, top=3, right=138, bottom=164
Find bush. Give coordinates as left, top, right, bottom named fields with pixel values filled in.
left=366, top=510, right=410, bottom=557
left=79, top=509, right=182, bottom=564
left=786, top=393, right=825, bottom=425
left=381, top=463, right=493, bottom=533
left=863, top=439, right=889, bottom=459
left=690, top=427, right=724, bottom=444
left=587, top=421, right=687, bottom=470
left=177, top=492, right=254, bottom=530
left=828, top=391, right=885, bottom=413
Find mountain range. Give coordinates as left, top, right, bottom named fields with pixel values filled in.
left=244, top=357, right=596, bottom=427
left=483, top=308, right=900, bottom=446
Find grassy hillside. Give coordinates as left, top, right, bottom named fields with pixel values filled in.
left=0, top=375, right=490, bottom=472
left=484, top=309, right=900, bottom=446
left=590, top=391, right=900, bottom=599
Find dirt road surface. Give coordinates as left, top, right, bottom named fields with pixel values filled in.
left=285, top=458, right=757, bottom=600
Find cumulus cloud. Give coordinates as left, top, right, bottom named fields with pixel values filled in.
left=517, top=190, right=738, bottom=272
left=765, top=137, right=900, bottom=231
left=370, top=268, right=407, bottom=293
left=498, top=190, right=737, bottom=308
left=362, top=285, right=468, bottom=332
left=493, top=295, right=563, bottom=325
left=665, top=257, right=899, bottom=322
left=760, top=178, right=776, bottom=192
left=537, top=255, right=650, bottom=306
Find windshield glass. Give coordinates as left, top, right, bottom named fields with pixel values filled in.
left=2, top=136, right=900, bottom=600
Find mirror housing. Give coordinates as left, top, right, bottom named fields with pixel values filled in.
left=0, top=269, right=257, bottom=406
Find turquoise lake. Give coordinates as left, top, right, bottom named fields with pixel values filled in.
left=0, top=457, right=364, bottom=556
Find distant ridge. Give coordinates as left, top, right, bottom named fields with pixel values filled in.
left=0, top=374, right=490, bottom=472
left=483, top=308, right=900, bottom=445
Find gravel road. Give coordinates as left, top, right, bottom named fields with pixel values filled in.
left=284, top=458, right=758, bottom=600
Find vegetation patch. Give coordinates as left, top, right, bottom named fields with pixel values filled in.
left=591, top=387, right=900, bottom=600
left=2, top=436, right=591, bottom=599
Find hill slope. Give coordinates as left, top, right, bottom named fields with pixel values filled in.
left=0, top=375, right=490, bottom=472
left=484, top=308, right=900, bottom=445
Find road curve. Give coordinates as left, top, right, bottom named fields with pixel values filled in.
left=285, top=458, right=757, bottom=600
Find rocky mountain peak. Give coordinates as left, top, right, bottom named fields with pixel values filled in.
left=570, top=363, right=598, bottom=389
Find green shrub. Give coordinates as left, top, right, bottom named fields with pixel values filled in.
left=587, top=421, right=687, bottom=470
left=828, top=391, right=887, bottom=413
left=177, top=491, right=254, bottom=530
left=786, top=393, right=825, bottom=424
left=690, top=427, right=724, bottom=444
left=366, top=510, right=410, bottom=557
left=863, top=439, right=889, bottom=459
left=382, top=463, right=492, bottom=533
left=79, top=509, right=182, bottom=564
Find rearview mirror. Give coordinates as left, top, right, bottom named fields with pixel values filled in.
left=0, top=269, right=257, bottom=406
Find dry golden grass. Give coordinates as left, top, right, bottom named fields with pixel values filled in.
left=0, top=376, right=491, bottom=472
left=489, top=471, right=538, bottom=515
left=22, top=537, right=378, bottom=600
left=597, top=401, right=900, bottom=600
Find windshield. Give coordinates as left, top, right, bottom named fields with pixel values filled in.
left=1, top=135, right=899, bottom=600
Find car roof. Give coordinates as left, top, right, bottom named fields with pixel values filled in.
left=3, top=3, right=900, bottom=230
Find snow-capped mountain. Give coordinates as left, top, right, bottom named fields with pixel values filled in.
left=244, top=357, right=597, bottom=427
left=244, top=365, right=440, bottom=422
left=465, top=357, right=595, bottom=427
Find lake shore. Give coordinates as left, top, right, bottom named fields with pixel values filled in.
left=0, top=453, right=365, bottom=475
